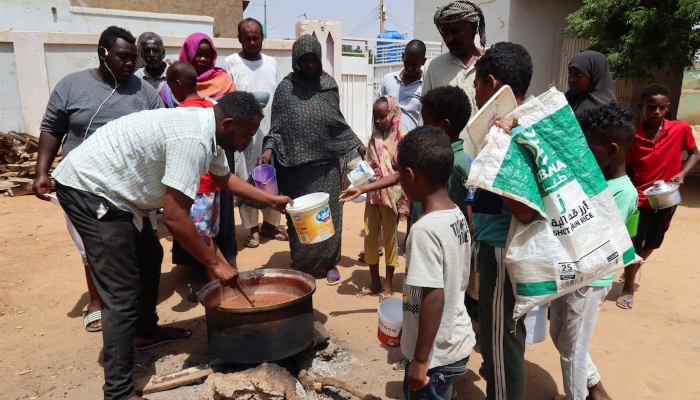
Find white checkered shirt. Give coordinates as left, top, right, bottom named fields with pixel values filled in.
left=53, top=107, right=230, bottom=230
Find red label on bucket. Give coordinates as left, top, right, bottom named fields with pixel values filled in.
left=378, top=327, right=401, bottom=347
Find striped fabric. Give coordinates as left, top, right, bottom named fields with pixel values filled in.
left=433, top=0, right=487, bottom=48
left=53, top=107, right=230, bottom=230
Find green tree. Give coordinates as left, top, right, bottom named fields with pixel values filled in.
left=342, top=44, right=366, bottom=58
left=342, top=44, right=374, bottom=64
left=567, top=0, right=700, bottom=80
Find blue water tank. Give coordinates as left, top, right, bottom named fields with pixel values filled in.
left=376, top=30, right=406, bottom=64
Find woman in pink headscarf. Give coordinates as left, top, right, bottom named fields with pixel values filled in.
left=162, top=32, right=237, bottom=106
left=181, top=32, right=237, bottom=99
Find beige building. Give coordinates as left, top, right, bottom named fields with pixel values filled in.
left=71, top=0, right=248, bottom=37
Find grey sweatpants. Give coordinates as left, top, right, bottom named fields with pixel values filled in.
left=550, top=286, right=611, bottom=400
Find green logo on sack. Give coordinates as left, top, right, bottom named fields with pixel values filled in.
left=516, top=130, right=569, bottom=194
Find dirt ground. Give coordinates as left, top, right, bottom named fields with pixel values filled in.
left=1, top=182, right=700, bottom=400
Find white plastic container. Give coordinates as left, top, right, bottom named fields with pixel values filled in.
left=346, top=156, right=363, bottom=171
left=347, top=184, right=367, bottom=203
left=347, top=160, right=376, bottom=188
left=524, top=303, right=549, bottom=344
left=377, top=297, right=403, bottom=347
left=44, top=194, right=61, bottom=207
left=286, top=192, right=335, bottom=245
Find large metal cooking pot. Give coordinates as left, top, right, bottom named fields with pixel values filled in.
left=198, top=269, right=316, bottom=364
left=643, top=180, right=681, bottom=209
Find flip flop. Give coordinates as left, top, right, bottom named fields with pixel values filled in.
left=326, top=270, right=341, bottom=286
left=616, top=296, right=633, bottom=310
left=134, top=327, right=192, bottom=350
left=392, top=359, right=409, bottom=371
left=358, top=250, right=384, bottom=262
left=378, top=293, right=394, bottom=303
left=245, top=233, right=260, bottom=248
left=83, top=310, right=102, bottom=333
left=356, top=287, right=377, bottom=299
left=261, top=229, right=289, bottom=241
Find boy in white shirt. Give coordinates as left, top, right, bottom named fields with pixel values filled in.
left=399, top=126, right=475, bottom=400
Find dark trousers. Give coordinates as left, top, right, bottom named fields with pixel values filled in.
left=477, top=242, right=526, bottom=400
left=57, top=183, right=163, bottom=400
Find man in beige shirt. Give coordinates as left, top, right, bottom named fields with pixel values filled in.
left=422, top=0, right=486, bottom=158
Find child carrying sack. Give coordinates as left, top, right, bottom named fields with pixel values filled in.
left=467, top=87, right=641, bottom=319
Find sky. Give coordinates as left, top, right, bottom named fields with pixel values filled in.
left=243, top=0, right=415, bottom=40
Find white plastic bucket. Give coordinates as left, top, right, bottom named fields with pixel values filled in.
left=377, top=297, right=403, bottom=347
left=347, top=160, right=376, bottom=188
left=286, top=192, right=335, bottom=245
left=524, top=303, right=549, bottom=344
left=346, top=156, right=363, bottom=171
left=347, top=184, right=367, bottom=203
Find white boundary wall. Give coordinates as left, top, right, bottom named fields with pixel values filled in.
left=1, top=0, right=214, bottom=37
left=0, top=31, right=295, bottom=136
left=0, top=17, right=393, bottom=145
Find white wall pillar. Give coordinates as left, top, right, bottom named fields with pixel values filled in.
left=13, top=35, right=51, bottom=136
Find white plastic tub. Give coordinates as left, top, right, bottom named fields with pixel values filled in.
left=524, top=303, right=549, bottom=344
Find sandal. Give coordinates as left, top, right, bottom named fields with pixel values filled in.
left=356, top=287, right=378, bottom=299
left=261, top=228, right=288, bottom=241
left=392, top=359, right=409, bottom=371
left=326, top=269, right=341, bottom=286
left=83, top=310, right=102, bottom=333
left=245, top=232, right=260, bottom=248
left=358, top=250, right=384, bottom=262
left=378, top=293, right=394, bottom=303
left=134, top=327, right=192, bottom=350
left=616, top=295, right=633, bottom=310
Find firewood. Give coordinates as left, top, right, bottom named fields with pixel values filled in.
left=298, top=369, right=382, bottom=400
left=134, top=366, right=215, bottom=395
left=6, top=163, right=35, bottom=173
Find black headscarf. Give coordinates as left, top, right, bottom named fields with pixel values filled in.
left=565, top=50, right=617, bottom=115
left=263, top=35, right=361, bottom=167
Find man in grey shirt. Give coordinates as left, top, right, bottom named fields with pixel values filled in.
left=379, top=40, right=426, bottom=133
left=134, top=32, right=169, bottom=94
left=33, top=26, right=163, bottom=342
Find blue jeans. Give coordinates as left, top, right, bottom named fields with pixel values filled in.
left=403, top=356, right=470, bottom=400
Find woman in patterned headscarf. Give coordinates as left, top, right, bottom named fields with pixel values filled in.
left=259, top=34, right=364, bottom=284
left=355, top=95, right=408, bottom=301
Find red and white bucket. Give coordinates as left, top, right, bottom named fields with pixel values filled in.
left=377, top=298, right=403, bottom=347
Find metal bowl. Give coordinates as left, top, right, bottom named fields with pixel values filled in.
left=199, top=269, right=316, bottom=363
left=643, top=180, right=681, bottom=209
